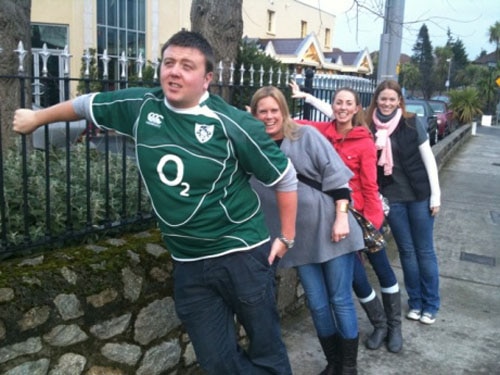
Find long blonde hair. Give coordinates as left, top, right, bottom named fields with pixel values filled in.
left=250, top=86, right=301, bottom=140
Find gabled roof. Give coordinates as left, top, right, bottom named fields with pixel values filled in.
left=325, top=47, right=373, bottom=74
left=259, top=33, right=326, bottom=68
left=472, top=51, right=498, bottom=65
left=257, top=33, right=373, bottom=75
left=259, top=38, right=303, bottom=55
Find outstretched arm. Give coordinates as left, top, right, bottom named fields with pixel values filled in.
left=289, top=80, right=334, bottom=119
left=13, top=101, right=81, bottom=135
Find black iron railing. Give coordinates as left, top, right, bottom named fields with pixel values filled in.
left=0, top=48, right=374, bottom=259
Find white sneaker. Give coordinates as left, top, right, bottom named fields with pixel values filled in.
left=406, top=309, right=421, bottom=321
left=419, top=312, right=436, bottom=325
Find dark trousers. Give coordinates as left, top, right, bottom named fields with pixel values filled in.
left=173, top=243, right=292, bottom=375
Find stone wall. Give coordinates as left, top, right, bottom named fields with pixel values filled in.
left=0, top=231, right=304, bottom=375
left=432, top=123, right=472, bottom=171
left=0, top=124, right=471, bottom=375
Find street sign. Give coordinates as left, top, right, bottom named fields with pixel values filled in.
left=496, top=75, right=500, bottom=87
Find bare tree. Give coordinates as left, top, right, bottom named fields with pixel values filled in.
left=0, top=0, right=31, bottom=148
left=190, top=0, right=243, bottom=81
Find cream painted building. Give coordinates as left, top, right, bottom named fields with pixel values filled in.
left=30, top=0, right=371, bottom=102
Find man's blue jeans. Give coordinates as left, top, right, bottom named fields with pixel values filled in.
left=387, top=199, right=440, bottom=315
left=297, top=252, right=358, bottom=339
left=173, top=243, right=292, bottom=375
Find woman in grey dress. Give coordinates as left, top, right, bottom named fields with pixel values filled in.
left=249, top=86, right=364, bottom=375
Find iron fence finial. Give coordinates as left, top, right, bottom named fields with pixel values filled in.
left=61, top=45, right=72, bottom=76
left=119, top=51, right=128, bottom=79
left=101, top=49, right=111, bottom=79
left=136, top=52, right=145, bottom=80
left=14, top=41, right=27, bottom=73
left=39, top=43, right=51, bottom=77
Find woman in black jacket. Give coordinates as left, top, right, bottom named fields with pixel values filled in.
left=365, top=80, right=441, bottom=325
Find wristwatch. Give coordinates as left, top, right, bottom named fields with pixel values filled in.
left=278, top=234, right=295, bottom=249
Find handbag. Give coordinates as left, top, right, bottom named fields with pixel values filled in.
left=296, top=174, right=386, bottom=253
left=347, top=206, right=386, bottom=253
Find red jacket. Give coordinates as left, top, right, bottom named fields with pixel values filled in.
left=298, top=120, right=384, bottom=229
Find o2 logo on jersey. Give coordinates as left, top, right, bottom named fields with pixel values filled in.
left=195, top=124, right=214, bottom=143
left=146, top=112, right=164, bottom=127
left=157, top=154, right=190, bottom=196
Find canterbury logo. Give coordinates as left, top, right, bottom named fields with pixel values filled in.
left=146, top=112, right=164, bottom=127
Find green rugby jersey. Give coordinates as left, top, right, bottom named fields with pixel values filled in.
left=89, top=87, right=291, bottom=260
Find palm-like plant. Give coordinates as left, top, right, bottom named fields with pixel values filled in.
left=448, top=88, right=483, bottom=125
left=488, top=21, right=500, bottom=59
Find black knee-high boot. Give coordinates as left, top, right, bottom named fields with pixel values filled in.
left=382, top=291, right=403, bottom=353
left=360, top=296, right=388, bottom=350
left=318, top=334, right=342, bottom=375
left=340, top=335, right=359, bottom=375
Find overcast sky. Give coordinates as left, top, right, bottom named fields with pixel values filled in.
left=299, top=0, right=498, bottom=60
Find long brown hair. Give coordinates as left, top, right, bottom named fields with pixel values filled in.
left=332, top=87, right=369, bottom=130
left=366, top=80, right=413, bottom=129
left=250, top=86, right=301, bottom=140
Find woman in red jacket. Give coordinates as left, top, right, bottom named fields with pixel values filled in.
left=291, top=82, right=402, bottom=353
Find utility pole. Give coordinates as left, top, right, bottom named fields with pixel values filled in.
left=376, top=0, right=405, bottom=84
left=445, top=58, right=452, bottom=91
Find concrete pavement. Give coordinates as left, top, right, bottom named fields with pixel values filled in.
left=282, top=124, right=500, bottom=374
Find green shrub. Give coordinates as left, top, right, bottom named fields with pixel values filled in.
left=2, top=141, right=152, bottom=246
left=449, top=88, right=483, bottom=125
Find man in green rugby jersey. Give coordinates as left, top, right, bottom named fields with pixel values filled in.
left=13, top=30, right=297, bottom=375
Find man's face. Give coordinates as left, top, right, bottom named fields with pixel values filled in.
left=160, top=45, right=213, bottom=108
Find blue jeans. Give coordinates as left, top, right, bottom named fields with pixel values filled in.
left=173, top=244, right=292, bottom=375
left=387, top=199, right=440, bottom=315
left=297, top=252, right=358, bottom=339
left=353, top=247, right=398, bottom=299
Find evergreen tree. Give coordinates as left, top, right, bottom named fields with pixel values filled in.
left=399, top=62, right=420, bottom=97
left=411, top=24, right=434, bottom=99
left=451, top=39, right=469, bottom=68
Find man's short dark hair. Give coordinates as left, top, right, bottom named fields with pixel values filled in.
left=160, top=30, right=215, bottom=73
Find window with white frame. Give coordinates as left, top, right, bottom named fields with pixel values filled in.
left=31, top=23, right=69, bottom=106
left=97, top=0, right=146, bottom=80
left=267, top=10, right=275, bottom=34
left=301, top=21, right=307, bottom=38
left=325, top=28, right=331, bottom=49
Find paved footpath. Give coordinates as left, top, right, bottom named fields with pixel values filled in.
left=283, top=124, right=500, bottom=375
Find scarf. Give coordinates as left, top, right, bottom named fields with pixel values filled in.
left=372, top=108, right=402, bottom=176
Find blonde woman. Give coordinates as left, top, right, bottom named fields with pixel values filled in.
left=250, top=86, right=364, bottom=375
